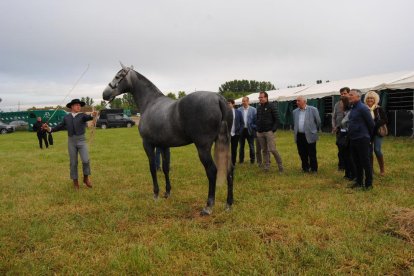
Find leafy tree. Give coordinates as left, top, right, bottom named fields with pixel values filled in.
left=121, top=94, right=137, bottom=110
left=109, top=98, right=123, bottom=109
left=218, top=80, right=276, bottom=100
left=178, top=91, right=186, bottom=99
left=166, top=92, right=177, bottom=100
left=80, top=96, right=94, bottom=106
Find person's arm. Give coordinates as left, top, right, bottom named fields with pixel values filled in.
left=314, top=107, right=321, bottom=130
left=377, top=107, right=388, bottom=126
left=362, top=107, right=375, bottom=136
left=48, top=118, right=66, bottom=133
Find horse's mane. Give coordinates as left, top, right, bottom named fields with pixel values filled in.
left=132, top=70, right=164, bottom=96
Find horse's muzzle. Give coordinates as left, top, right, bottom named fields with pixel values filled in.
left=102, top=86, right=115, bottom=102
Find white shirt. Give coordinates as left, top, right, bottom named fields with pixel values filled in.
left=298, top=106, right=307, bottom=133
left=242, top=106, right=249, bottom=128
left=230, top=109, right=236, bottom=136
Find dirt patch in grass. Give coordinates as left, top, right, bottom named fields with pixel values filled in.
left=386, top=208, right=414, bottom=244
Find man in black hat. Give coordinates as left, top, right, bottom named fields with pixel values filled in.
left=43, top=99, right=97, bottom=189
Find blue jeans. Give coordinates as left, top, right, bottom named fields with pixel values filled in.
left=372, top=135, right=383, bottom=157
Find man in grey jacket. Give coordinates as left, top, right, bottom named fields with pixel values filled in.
left=293, top=96, right=321, bottom=173
left=44, top=99, right=97, bottom=189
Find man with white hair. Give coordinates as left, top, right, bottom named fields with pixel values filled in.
left=293, top=96, right=321, bottom=173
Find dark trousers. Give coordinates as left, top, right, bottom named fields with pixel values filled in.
left=155, top=147, right=171, bottom=170
left=350, top=137, right=373, bottom=187
left=230, top=135, right=240, bottom=166
left=336, top=132, right=346, bottom=169
left=296, top=133, right=317, bottom=172
left=343, top=143, right=356, bottom=179
left=239, top=128, right=255, bottom=163
left=37, top=132, right=48, bottom=149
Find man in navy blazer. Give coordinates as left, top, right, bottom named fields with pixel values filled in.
left=227, top=99, right=244, bottom=166
left=238, top=96, right=257, bottom=164
left=348, top=89, right=375, bottom=190
left=293, top=96, right=321, bottom=173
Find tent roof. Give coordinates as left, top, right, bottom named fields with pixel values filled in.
left=235, top=70, right=414, bottom=104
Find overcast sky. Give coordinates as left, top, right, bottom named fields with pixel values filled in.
left=1, top=0, right=413, bottom=111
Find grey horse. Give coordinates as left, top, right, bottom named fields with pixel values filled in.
left=103, top=63, right=234, bottom=215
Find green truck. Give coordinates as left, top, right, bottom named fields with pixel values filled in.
left=0, top=110, right=67, bottom=131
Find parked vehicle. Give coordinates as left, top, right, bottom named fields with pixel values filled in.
left=0, top=121, right=15, bottom=134
left=9, top=120, right=29, bottom=131
left=96, top=113, right=135, bottom=129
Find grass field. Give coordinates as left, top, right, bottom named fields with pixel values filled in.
left=1, top=128, right=413, bottom=274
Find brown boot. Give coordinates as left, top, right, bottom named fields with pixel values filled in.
left=83, top=175, right=92, bottom=188
left=73, top=179, right=80, bottom=189
left=377, top=155, right=385, bottom=176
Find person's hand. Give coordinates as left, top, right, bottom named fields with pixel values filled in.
left=42, top=123, right=51, bottom=132
left=331, top=127, right=337, bottom=134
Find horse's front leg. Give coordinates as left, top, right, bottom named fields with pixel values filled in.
left=196, top=145, right=217, bottom=215
left=143, top=140, right=159, bottom=199
left=160, top=147, right=171, bottom=198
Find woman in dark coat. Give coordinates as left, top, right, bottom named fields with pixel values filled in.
left=364, top=90, right=388, bottom=176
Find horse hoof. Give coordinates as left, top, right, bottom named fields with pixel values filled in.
left=163, top=192, right=170, bottom=199
left=200, top=207, right=212, bottom=216
left=153, top=194, right=159, bottom=200
left=225, top=204, right=232, bottom=212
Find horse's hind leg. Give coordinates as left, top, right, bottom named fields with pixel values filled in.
left=226, top=164, right=234, bottom=211
left=160, top=147, right=171, bottom=198
left=196, top=145, right=217, bottom=215
left=143, top=140, right=159, bottom=199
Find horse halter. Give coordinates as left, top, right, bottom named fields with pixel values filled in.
left=108, top=67, right=131, bottom=89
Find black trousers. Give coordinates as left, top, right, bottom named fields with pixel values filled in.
left=336, top=132, right=346, bottom=169
left=230, top=135, right=240, bottom=166
left=239, top=128, right=255, bottom=163
left=37, top=132, right=48, bottom=149
left=350, top=137, right=373, bottom=187
left=296, top=133, right=317, bottom=172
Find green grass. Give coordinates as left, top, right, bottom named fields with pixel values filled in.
left=0, top=128, right=413, bottom=274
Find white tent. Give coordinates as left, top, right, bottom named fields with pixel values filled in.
left=235, top=70, right=414, bottom=104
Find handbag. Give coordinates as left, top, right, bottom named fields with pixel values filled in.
left=377, top=124, right=388, bottom=137
left=376, top=109, right=388, bottom=137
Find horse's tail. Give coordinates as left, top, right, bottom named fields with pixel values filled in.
left=214, top=98, right=232, bottom=186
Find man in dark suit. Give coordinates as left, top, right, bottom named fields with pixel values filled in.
left=293, top=96, right=321, bottom=173
left=348, top=89, right=375, bottom=190
left=33, top=117, right=48, bottom=149
left=227, top=99, right=244, bottom=166
left=43, top=99, right=97, bottom=189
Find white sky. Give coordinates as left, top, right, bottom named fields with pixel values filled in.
left=1, top=0, right=413, bottom=111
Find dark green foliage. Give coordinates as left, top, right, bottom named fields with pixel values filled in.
left=218, top=80, right=276, bottom=100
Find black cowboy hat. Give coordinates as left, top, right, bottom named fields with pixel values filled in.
left=66, top=99, right=86, bottom=108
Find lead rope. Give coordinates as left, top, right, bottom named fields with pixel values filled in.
left=45, top=64, right=90, bottom=124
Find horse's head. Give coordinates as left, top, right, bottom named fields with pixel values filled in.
left=103, top=62, right=134, bottom=102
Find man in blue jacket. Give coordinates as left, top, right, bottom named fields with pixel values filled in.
left=228, top=99, right=244, bottom=166
left=44, top=99, right=97, bottom=189
left=238, top=97, right=257, bottom=164
left=348, top=89, right=375, bottom=190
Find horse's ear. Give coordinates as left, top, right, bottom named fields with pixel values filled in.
left=120, top=61, right=126, bottom=70
left=130, top=65, right=134, bottom=70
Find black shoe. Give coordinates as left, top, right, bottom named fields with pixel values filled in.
left=363, top=185, right=373, bottom=191
left=347, top=182, right=362, bottom=189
